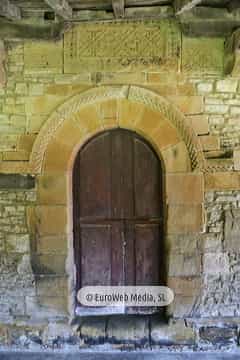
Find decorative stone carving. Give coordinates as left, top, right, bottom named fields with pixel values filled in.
left=64, top=20, right=181, bottom=73
left=29, top=86, right=205, bottom=174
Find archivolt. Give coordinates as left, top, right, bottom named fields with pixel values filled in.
left=30, top=85, right=205, bottom=174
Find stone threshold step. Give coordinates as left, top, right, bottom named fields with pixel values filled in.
left=0, top=352, right=240, bottom=360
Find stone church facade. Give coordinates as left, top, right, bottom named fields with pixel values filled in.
left=0, top=19, right=240, bottom=351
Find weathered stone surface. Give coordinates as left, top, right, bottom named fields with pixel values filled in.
left=161, top=141, right=191, bottom=173
left=167, top=204, right=203, bottom=234
left=151, top=319, right=195, bottom=345
left=25, top=94, right=66, bottom=116
left=35, top=276, right=67, bottom=296
left=33, top=206, right=67, bottom=235
left=168, top=294, right=197, bottom=318
left=107, top=316, right=149, bottom=345
left=182, top=37, right=224, bottom=74
left=42, top=322, right=74, bottom=346
left=18, top=134, right=36, bottom=153
left=37, top=295, right=68, bottom=314
left=233, top=148, right=240, bottom=170
left=167, top=95, right=203, bottom=114
left=37, top=174, right=67, bottom=205
left=3, top=150, right=29, bottom=161
left=36, top=235, right=67, bottom=254
left=168, top=253, right=201, bottom=277
left=230, top=106, right=240, bottom=116
left=224, top=209, right=240, bottom=251
left=31, top=254, right=66, bottom=275
left=200, top=135, right=220, bottom=151
left=16, top=83, right=28, bottom=95
left=201, top=233, right=223, bottom=253
left=0, top=174, right=35, bottom=189
left=6, top=234, right=30, bottom=253
left=216, top=80, right=238, bottom=93
left=80, top=318, right=106, bottom=345
left=17, top=254, right=33, bottom=274
left=205, top=173, right=240, bottom=190
left=29, top=83, right=44, bottom=96
left=205, top=104, right=229, bottom=114
left=168, top=277, right=201, bottom=297
left=199, top=326, right=237, bottom=346
left=151, top=121, right=180, bottom=151
left=0, top=40, right=6, bottom=87
left=166, top=234, right=199, bottom=254
left=197, top=82, right=213, bottom=94
left=0, top=326, right=8, bottom=345
left=166, top=173, right=204, bottom=204
left=203, top=253, right=229, bottom=275
left=25, top=295, right=66, bottom=319
left=24, top=41, right=63, bottom=74
left=185, top=115, right=209, bottom=135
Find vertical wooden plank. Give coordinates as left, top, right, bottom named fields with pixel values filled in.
left=134, top=137, right=161, bottom=218
left=81, top=225, right=111, bottom=286
left=124, top=221, right=136, bottom=285
left=135, top=224, right=160, bottom=285
left=111, top=129, right=134, bottom=219
left=111, top=222, right=124, bottom=286
left=80, top=132, right=111, bottom=219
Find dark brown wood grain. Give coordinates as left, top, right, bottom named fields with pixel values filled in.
left=73, top=129, right=163, bottom=313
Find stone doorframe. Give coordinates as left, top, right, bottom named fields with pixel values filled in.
left=29, top=85, right=205, bottom=319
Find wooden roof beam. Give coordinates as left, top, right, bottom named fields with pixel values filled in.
left=0, top=0, right=21, bottom=20
left=112, top=0, right=125, bottom=18
left=43, top=0, right=72, bottom=20
left=175, top=0, right=203, bottom=15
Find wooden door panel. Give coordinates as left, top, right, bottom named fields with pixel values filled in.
left=81, top=224, right=111, bottom=286
left=111, top=222, right=124, bottom=286
left=80, top=132, right=111, bottom=219
left=111, top=130, right=134, bottom=219
left=134, top=137, right=161, bottom=218
left=73, top=129, right=163, bottom=311
left=135, top=224, right=160, bottom=286
left=124, top=222, right=135, bottom=285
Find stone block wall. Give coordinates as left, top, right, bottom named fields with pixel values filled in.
left=0, top=176, right=36, bottom=324
left=0, top=20, right=239, bottom=350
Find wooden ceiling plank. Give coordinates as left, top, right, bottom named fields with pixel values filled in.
left=43, top=0, right=73, bottom=19
left=0, top=0, right=21, bottom=20
left=112, top=0, right=125, bottom=18
left=0, top=19, right=65, bottom=40
left=175, top=0, right=203, bottom=15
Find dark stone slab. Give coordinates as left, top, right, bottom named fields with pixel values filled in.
left=199, top=326, right=237, bottom=346
left=107, top=316, right=149, bottom=347
left=80, top=317, right=106, bottom=345
left=0, top=174, right=35, bottom=189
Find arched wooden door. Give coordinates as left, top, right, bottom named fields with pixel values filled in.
left=73, top=129, right=163, bottom=314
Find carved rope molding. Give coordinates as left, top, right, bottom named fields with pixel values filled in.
left=29, top=85, right=206, bottom=174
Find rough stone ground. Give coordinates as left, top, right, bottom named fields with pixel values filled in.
left=1, top=351, right=240, bottom=360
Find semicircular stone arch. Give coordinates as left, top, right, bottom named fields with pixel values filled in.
left=30, top=85, right=205, bottom=175
left=29, top=85, right=205, bottom=319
